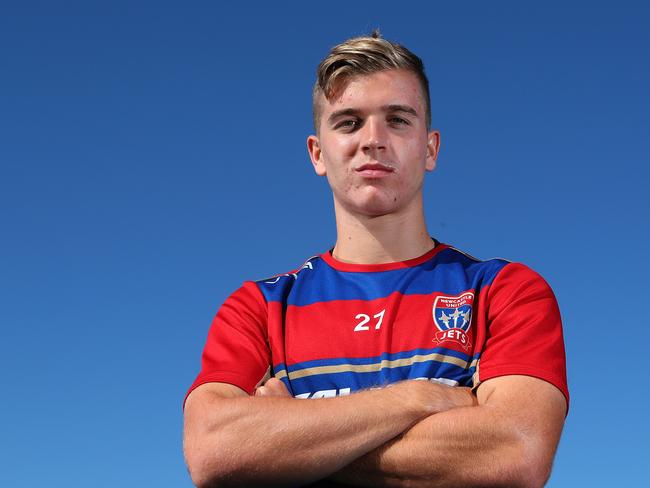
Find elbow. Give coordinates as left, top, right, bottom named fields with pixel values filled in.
left=503, top=464, right=548, bottom=488
left=508, top=437, right=554, bottom=488
left=511, top=463, right=551, bottom=488
left=184, top=430, right=241, bottom=488
left=186, top=462, right=213, bottom=488
left=185, top=446, right=219, bottom=488
left=480, top=461, right=550, bottom=488
left=185, top=447, right=237, bottom=488
left=522, top=458, right=553, bottom=488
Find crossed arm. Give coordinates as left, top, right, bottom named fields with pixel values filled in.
left=183, top=375, right=566, bottom=488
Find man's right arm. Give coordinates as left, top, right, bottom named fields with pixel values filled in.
left=183, top=380, right=474, bottom=487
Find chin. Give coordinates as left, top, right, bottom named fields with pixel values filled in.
left=352, top=198, right=402, bottom=218
left=335, top=188, right=408, bottom=218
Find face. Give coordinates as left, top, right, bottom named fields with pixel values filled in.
left=307, top=69, right=440, bottom=219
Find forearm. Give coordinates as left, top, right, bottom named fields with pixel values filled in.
left=331, top=377, right=566, bottom=488
left=187, top=391, right=415, bottom=487
left=184, top=381, right=473, bottom=487
left=332, top=405, right=530, bottom=488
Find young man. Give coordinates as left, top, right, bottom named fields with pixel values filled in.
left=184, top=32, right=568, bottom=488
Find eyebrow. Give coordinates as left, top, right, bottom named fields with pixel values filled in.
left=384, top=104, right=418, bottom=117
left=328, top=108, right=360, bottom=125
left=327, top=104, right=419, bottom=126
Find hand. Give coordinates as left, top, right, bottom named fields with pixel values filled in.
left=387, top=380, right=477, bottom=416
left=254, top=377, right=476, bottom=414
left=255, top=377, right=292, bottom=397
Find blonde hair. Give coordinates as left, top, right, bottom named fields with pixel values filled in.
left=312, top=30, right=431, bottom=132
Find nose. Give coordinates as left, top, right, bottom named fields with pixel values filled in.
left=361, top=118, right=386, bottom=154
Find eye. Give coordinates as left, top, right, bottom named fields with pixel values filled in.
left=335, top=119, right=360, bottom=131
left=389, top=116, right=410, bottom=126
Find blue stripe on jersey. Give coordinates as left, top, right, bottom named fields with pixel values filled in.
left=256, top=248, right=509, bottom=305
left=282, top=359, right=478, bottom=395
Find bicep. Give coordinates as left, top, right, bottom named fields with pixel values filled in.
left=185, top=382, right=249, bottom=436
left=188, top=381, right=249, bottom=401
left=185, top=382, right=249, bottom=423
left=476, top=375, right=567, bottom=460
left=183, top=382, right=249, bottom=468
left=342, top=376, right=567, bottom=486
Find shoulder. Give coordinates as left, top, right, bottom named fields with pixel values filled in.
left=433, top=245, right=558, bottom=301
left=436, top=244, right=512, bottom=284
left=254, top=254, right=324, bottom=285
left=246, top=254, right=326, bottom=303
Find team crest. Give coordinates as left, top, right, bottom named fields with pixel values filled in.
left=432, top=292, right=474, bottom=350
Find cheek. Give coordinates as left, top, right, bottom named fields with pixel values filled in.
left=401, top=136, right=428, bottom=160
left=322, top=143, right=357, bottom=184
left=322, top=134, right=357, bottom=159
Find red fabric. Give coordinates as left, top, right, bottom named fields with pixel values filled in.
left=185, top=256, right=569, bottom=411
left=183, top=281, right=269, bottom=408
left=478, top=263, right=569, bottom=407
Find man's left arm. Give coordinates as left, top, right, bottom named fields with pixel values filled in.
left=329, top=374, right=567, bottom=488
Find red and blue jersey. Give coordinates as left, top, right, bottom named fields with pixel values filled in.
left=187, top=243, right=568, bottom=405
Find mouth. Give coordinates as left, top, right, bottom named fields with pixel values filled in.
left=355, top=163, right=395, bottom=177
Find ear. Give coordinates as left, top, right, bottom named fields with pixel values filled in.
left=307, top=135, right=327, bottom=176
left=425, top=130, right=440, bottom=172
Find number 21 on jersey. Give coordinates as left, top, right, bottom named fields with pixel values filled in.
left=354, top=309, right=386, bottom=332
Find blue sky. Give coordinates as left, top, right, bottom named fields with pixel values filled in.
left=1, top=1, right=648, bottom=486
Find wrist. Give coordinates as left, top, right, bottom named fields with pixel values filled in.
left=392, top=380, right=476, bottom=416
left=453, top=385, right=478, bottom=408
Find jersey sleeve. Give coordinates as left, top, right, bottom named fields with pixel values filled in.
left=184, top=281, right=270, bottom=406
left=478, top=262, right=569, bottom=407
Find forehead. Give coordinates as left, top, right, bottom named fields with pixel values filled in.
left=322, top=69, right=426, bottom=116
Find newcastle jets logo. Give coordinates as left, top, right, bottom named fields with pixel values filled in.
left=432, top=292, right=474, bottom=350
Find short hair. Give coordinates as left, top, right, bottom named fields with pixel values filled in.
left=312, top=30, right=431, bottom=133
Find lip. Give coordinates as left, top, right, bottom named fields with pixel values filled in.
left=355, top=163, right=395, bottom=178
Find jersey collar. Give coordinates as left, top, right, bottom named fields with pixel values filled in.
left=320, top=242, right=448, bottom=272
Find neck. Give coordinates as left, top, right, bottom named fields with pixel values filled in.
left=331, top=199, right=434, bottom=264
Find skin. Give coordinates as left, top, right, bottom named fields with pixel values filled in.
left=184, top=380, right=475, bottom=487
left=256, top=377, right=566, bottom=488
left=307, top=69, right=440, bottom=264
left=183, top=69, right=567, bottom=487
